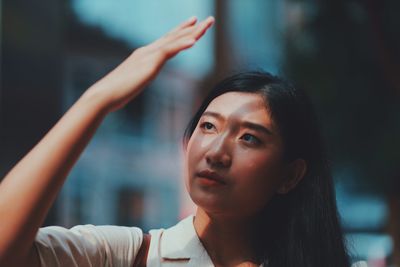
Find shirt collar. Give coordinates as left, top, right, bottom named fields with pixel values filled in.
left=160, top=215, right=210, bottom=260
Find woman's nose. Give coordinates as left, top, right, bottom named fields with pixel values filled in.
left=205, top=135, right=232, bottom=168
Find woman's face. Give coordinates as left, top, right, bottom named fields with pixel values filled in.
left=185, top=92, right=288, bottom=218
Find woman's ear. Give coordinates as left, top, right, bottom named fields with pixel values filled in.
left=277, top=159, right=307, bottom=194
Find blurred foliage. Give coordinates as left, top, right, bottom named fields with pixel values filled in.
left=284, top=0, right=400, bottom=193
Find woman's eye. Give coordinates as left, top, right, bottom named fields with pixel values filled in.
left=241, top=133, right=261, bottom=145
left=200, top=122, right=215, bottom=131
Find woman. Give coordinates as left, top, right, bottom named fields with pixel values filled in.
left=0, top=16, right=350, bottom=266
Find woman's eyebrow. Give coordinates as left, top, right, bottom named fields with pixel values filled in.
left=202, top=111, right=224, bottom=120
left=202, top=111, right=273, bottom=135
left=241, top=121, right=273, bottom=135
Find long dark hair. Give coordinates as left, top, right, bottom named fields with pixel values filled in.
left=183, top=71, right=350, bottom=267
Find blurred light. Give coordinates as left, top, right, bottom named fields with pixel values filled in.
left=335, top=171, right=388, bottom=230
left=338, top=194, right=388, bottom=230
left=346, top=233, right=393, bottom=262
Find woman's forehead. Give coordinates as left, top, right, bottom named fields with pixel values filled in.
left=204, top=92, right=272, bottom=123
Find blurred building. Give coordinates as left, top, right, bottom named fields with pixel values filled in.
left=1, top=0, right=64, bottom=223
left=58, top=7, right=203, bottom=231
left=282, top=1, right=397, bottom=265
left=0, top=0, right=203, bottom=231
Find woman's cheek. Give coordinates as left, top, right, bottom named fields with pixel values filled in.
left=235, top=153, right=283, bottom=195
left=186, top=132, right=212, bottom=180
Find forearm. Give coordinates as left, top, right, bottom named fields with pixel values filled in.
left=0, top=88, right=109, bottom=265
left=0, top=16, right=214, bottom=266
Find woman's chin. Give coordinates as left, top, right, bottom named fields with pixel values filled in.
left=189, top=189, right=233, bottom=215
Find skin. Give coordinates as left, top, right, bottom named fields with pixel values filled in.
left=0, top=16, right=215, bottom=267
left=185, top=92, right=307, bottom=266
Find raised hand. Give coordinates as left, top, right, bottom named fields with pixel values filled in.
left=88, top=16, right=215, bottom=112
left=0, top=16, right=215, bottom=266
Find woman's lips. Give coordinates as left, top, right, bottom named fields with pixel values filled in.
left=196, top=170, right=227, bottom=185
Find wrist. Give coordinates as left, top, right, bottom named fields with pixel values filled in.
left=80, top=85, right=114, bottom=116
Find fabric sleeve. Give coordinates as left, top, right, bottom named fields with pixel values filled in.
left=34, top=224, right=143, bottom=267
left=351, top=261, right=368, bottom=267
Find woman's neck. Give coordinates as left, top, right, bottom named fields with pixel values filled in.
left=193, top=208, right=263, bottom=267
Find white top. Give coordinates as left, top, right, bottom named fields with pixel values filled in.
left=35, top=215, right=217, bottom=267
left=35, top=215, right=366, bottom=267
left=35, top=223, right=142, bottom=266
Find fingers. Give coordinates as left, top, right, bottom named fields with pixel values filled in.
left=170, top=16, right=214, bottom=41
left=192, top=16, right=215, bottom=41
left=151, top=16, right=215, bottom=60
left=169, top=16, right=198, bottom=34
left=170, top=17, right=214, bottom=54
